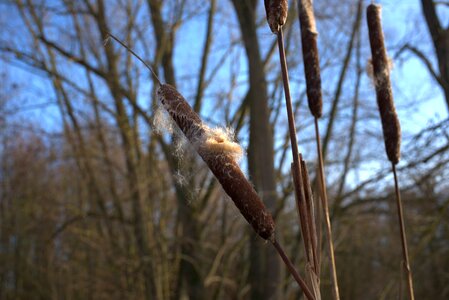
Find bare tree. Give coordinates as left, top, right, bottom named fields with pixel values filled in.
left=231, top=1, right=280, bottom=299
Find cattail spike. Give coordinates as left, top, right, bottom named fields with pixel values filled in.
left=298, top=0, right=323, bottom=118
left=264, top=0, right=288, bottom=33
left=157, top=84, right=275, bottom=240
left=366, top=4, right=401, bottom=164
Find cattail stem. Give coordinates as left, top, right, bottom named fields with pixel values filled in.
left=272, top=239, right=315, bottom=300
left=314, top=118, right=340, bottom=300
left=277, top=28, right=300, bottom=170
left=291, top=161, right=313, bottom=264
left=300, top=158, right=319, bottom=275
left=392, top=164, right=415, bottom=300
left=278, top=26, right=320, bottom=299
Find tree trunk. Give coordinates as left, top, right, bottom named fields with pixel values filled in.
left=421, top=0, right=449, bottom=111
left=231, top=1, right=280, bottom=299
left=147, top=2, right=203, bottom=299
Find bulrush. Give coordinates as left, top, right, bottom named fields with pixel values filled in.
left=107, top=32, right=315, bottom=300
left=366, top=4, right=401, bottom=164
left=264, top=0, right=321, bottom=299
left=157, top=84, right=275, bottom=240
left=366, top=4, right=414, bottom=300
left=298, top=1, right=340, bottom=299
left=298, top=0, right=322, bottom=118
left=264, top=0, right=288, bottom=33
left=158, top=84, right=314, bottom=299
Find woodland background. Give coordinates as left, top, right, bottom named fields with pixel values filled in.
left=0, top=0, right=448, bottom=299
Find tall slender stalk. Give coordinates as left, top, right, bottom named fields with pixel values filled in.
left=298, top=1, right=340, bottom=298
left=278, top=22, right=319, bottom=300
left=277, top=28, right=300, bottom=172
left=273, top=239, right=315, bottom=300
left=314, top=119, right=339, bottom=299
left=264, top=1, right=323, bottom=297
left=392, top=164, right=414, bottom=300
left=366, top=4, right=414, bottom=300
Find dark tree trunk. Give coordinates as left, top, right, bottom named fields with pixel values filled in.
left=147, top=2, right=203, bottom=299
left=231, top=1, right=280, bottom=299
left=421, top=0, right=449, bottom=111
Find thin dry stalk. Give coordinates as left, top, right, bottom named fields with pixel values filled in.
left=298, top=1, right=340, bottom=298
left=300, top=157, right=319, bottom=274
left=292, top=155, right=321, bottom=300
left=274, top=17, right=320, bottom=300
left=276, top=29, right=300, bottom=186
left=291, top=161, right=313, bottom=264
left=273, top=240, right=315, bottom=300
left=366, top=4, right=414, bottom=300
left=314, top=118, right=339, bottom=300
left=392, top=163, right=414, bottom=300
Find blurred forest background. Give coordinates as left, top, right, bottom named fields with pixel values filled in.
left=1, top=0, right=448, bottom=299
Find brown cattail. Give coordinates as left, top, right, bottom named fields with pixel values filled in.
left=264, top=0, right=288, bottom=33
left=298, top=0, right=322, bottom=118
left=157, top=84, right=275, bottom=240
left=367, top=4, right=401, bottom=164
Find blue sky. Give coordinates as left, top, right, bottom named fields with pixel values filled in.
left=1, top=0, right=448, bottom=192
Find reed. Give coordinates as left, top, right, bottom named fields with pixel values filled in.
left=158, top=84, right=314, bottom=299
left=297, top=1, right=340, bottom=299
left=158, top=84, right=275, bottom=240
left=106, top=33, right=315, bottom=300
left=265, top=1, right=322, bottom=299
left=366, top=4, right=414, bottom=300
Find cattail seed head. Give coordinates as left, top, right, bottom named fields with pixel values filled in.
left=157, top=84, right=275, bottom=240
left=367, top=4, right=401, bottom=164
left=264, top=0, right=288, bottom=33
left=298, top=0, right=322, bottom=118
